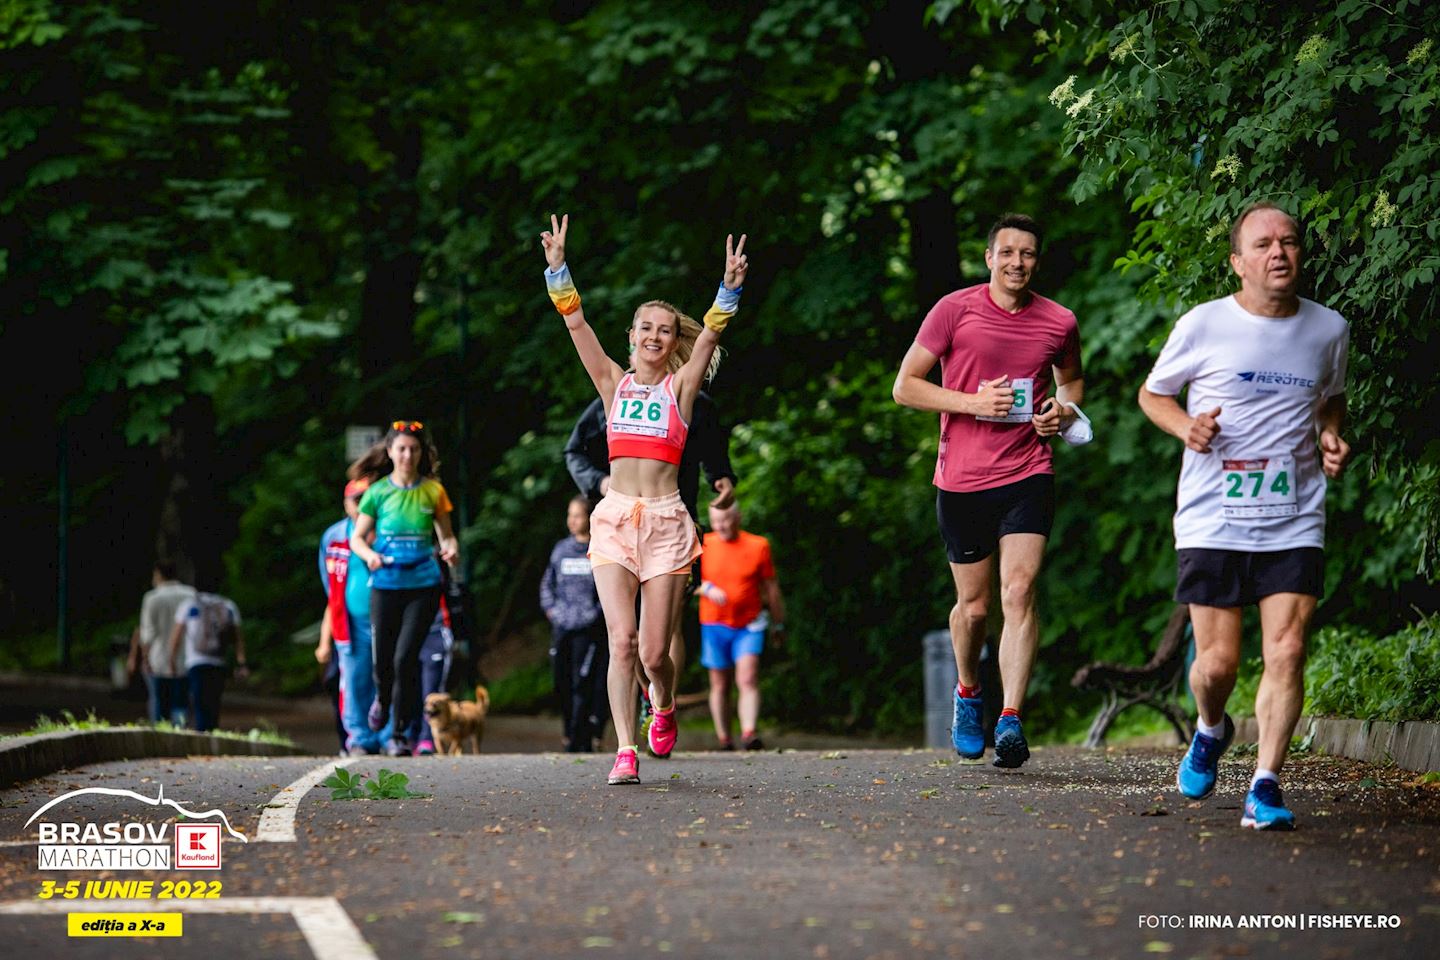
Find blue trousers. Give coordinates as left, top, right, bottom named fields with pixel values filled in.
left=145, top=674, right=188, bottom=726
left=408, top=619, right=454, bottom=745
left=337, top=615, right=392, bottom=751
left=187, top=665, right=226, bottom=732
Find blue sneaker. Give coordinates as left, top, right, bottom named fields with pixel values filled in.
left=992, top=714, right=1030, bottom=769
left=1241, top=778, right=1296, bottom=831
left=1176, top=714, right=1235, bottom=799
left=951, top=689, right=984, bottom=759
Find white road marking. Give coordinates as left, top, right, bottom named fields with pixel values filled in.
left=255, top=758, right=358, bottom=842
left=0, top=897, right=376, bottom=959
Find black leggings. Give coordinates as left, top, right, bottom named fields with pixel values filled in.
left=371, top=586, right=441, bottom=741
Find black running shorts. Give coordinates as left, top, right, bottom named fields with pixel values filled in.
left=936, top=473, right=1055, bottom=565
left=1175, top=547, right=1325, bottom=607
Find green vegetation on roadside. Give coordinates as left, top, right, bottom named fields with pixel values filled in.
left=8, top=709, right=298, bottom=748
left=1305, top=616, right=1440, bottom=723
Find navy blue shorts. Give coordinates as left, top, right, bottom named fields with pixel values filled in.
left=1175, top=547, right=1324, bottom=607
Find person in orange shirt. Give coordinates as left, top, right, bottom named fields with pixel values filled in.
left=698, top=501, right=786, bottom=750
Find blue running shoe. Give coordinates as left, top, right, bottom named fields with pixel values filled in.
left=1241, top=778, right=1296, bottom=831
left=1176, top=714, right=1235, bottom=799
left=992, top=714, right=1030, bottom=769
left=951, top=689, right=984, bottom=759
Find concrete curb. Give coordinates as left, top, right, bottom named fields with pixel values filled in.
left=0, top=729, right=310, bottom=789
left=1234, top=715, right=1440, bottom=773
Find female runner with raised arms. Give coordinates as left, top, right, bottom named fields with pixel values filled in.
left=540, top=213, right=747, bottom=784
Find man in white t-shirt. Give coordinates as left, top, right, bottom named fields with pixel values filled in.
left=170, top=592, right=248, bottom=733
left=1139, top=202, right=1351, bottom=831
left=126, top=562, right=194, bottom=726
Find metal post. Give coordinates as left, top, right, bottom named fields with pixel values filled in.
left=57, top=420, right=70, bottom=669
left=454, top=285, right=471, bottom=533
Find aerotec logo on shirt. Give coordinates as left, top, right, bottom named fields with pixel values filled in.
left=1237, top=370, right=1317, bottom=389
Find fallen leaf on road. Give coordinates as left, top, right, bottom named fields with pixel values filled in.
left=443, top=912, right=485, bottom=924
left=1143, top=942, right=1173, bottom=953
left=582, top=936, right=614, bottom=947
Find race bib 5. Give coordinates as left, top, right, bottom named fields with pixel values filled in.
left=976, top=377, right=1035, bottom=424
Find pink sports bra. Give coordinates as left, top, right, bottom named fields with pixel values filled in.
left=606, top=373, right=689, bottom=465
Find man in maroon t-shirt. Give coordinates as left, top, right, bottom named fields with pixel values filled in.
left=892, top=213, right=1086, bottom=769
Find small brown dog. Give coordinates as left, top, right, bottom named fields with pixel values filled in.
left=423, top=687, right=490, bottom=755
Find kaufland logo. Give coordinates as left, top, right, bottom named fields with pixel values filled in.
left=174, top=823, right=222, bottom=869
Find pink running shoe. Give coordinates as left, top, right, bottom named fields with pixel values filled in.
left=648, top=706, right=678, bottom=759
left=607, top=748, right=640, bottom=785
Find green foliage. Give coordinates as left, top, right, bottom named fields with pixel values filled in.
left=8, top=0, right=1436, bottom=739
left=1033, top=0, right=1440, bottom=578
left=1305, top=615, right=1440, bottom=722
left=323, top=768, right=366, bottom=800
left=485, top=658, right=555, bottom=715
left=324, top=767, right=429, bottom=801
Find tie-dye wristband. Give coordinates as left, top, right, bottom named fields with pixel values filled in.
left=545, top=263, right=582, bottom=316
left=703, top=283, right=742, bottom=333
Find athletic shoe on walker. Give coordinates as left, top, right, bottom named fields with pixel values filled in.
left=991, top=714, right=1030, bottom=769
left=951, top=690, right=985, bottom=759
left=1176, top=714, right=1235, bottom=799
left=367, top=698, right=388, bottom=732
left=608, top=748, right=640, bottom=785
left=648, top=706, right=678, bottom=758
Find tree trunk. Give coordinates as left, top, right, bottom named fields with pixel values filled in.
left=155, top=395, right=223, bottom=592
left=864, top=1, right=964, bottom=314
left=356, top=119, right=425, bottom=415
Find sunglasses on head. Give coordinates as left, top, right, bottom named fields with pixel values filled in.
left=391, top=420, right=424, bottom=433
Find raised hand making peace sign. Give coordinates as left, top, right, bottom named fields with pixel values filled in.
left=723, top=233, right=748, bottom=291
left=541, top=213, right=569, bottom=271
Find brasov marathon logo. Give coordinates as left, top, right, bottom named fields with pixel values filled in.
left=24, top=785, right=247, bottom=870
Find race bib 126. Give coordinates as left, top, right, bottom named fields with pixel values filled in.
left=976, top=377, right=1035, bottom=424
left=611, top=385, right=670, bottom=438
left=1220, top=456, right=1298, bottom=519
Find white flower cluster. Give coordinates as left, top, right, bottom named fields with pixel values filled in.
left=1295, top=34, right=1328, bottom=65
left=1407, top=38, right=1433, bottom=67
left=1065, top=89, right=1096, bottom=117
left=1109, top=33, right=1140, bottom=62
left=1048, top=75, right=1077, bottom=107
left=1210, top=154, right=1242, bottom=182
left=1369, top=190, right=1398, bottom=228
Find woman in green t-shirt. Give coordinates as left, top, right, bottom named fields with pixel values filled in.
left=350, top=421, right=460, bottom=757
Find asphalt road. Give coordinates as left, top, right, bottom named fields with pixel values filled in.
left=1, top=744, right=1437, bottom=959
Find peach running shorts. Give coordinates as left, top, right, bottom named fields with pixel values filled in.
left=589, top=489, right=702, bottom=582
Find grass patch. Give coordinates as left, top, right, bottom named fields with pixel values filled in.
left=8, top=710, right=298, bottom=748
